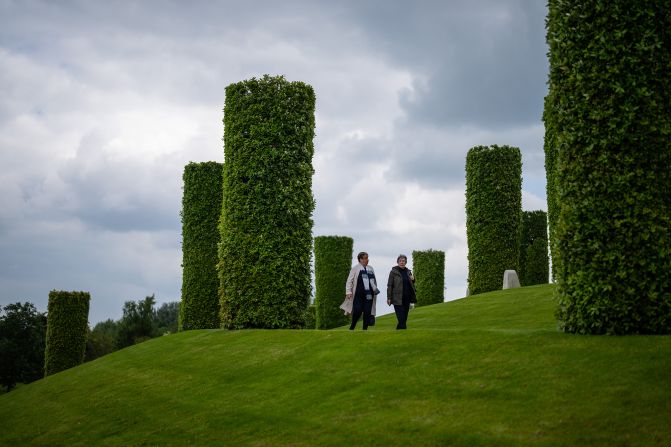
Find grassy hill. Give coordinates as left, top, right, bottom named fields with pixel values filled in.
left=1, top=284, right=670, bottom=446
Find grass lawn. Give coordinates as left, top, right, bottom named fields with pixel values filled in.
left=1, top=284, right=670, bottom=446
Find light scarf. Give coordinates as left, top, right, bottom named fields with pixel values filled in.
left=361, top=266, right=376, bottom=301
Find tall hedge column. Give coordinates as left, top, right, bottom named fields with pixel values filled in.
left=547, top=1, right=671, bottom=334
left=314, top=236, right=353, bottom=329
left=466, top=145, right=522, bottom=295
left=412, top=250, right=445, bottom=306
left=520, top=210, right=549, bottom=286
left=219, top=75, right=316, bottom=329
left=180, top=161, right=223, bottom=330
left=44, top=291, right=90, bottom=376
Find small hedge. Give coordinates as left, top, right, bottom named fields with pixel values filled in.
left=412, top=250, right=445, bottom=306
left=465, top=145, right=522, bottom=295
left=180, top=161, right=223, bottom=330
left=314, top=236, right=353, bottom=329
left=547, top=1, right=671, bottom=334
left=219, top=75, right=316, bottom=329
left=520, top=210, right=549, bottom=286
left=44, top=291, right=90, bottom=376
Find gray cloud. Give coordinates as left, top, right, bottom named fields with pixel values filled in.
left=344, top=0, right=548, bottom=128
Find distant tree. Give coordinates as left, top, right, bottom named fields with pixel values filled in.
left=117, top=295, right=158, bottom=348
left=0, top=302, right=47, bottom=392
left=85, top=319, right=119, bottom=362
left=84, top=300, right=177, bottom=360
left=154, top=302, right=180, bottom=334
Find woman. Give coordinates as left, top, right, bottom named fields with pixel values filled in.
left=345, top=251, right=379, bottom=330
left=386, top=254, right=416, bottom=329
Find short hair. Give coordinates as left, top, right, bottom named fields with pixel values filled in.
left=357, top=251, right=369, bottom=261
left=397, top=254, right=407, bottom=262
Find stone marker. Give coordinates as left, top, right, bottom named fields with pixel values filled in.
left=502, top=270, right=521, bottom=289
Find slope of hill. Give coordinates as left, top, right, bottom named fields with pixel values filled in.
left=1, top=284, right=670, bottom=446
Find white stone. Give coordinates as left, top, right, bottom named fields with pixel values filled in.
left=502, top=270, right=521, bottom=289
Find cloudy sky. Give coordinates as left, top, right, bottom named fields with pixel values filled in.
left=0, top=0, right=548, bottom=323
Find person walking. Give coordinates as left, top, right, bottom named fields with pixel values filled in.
left=386, top=254, right=416, bottom=329
left=345, top=252, right=379, bottom=330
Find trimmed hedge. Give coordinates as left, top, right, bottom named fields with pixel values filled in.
left=218, top=75, right=316, bottom=329
left=180, top=161, right=223, bottom=330
left=543, top=93, right=559, bottom=281
left=314, top=236, right=353, bottom=329
left=303, top=304, right=316, bottom=330
left=465, top=145, right=522, bottom=295
left=44, top=291, right=90, bottom=376
left=412, top=250, right=445, bottom=306
left=547, top=1, right=671, bottom=334
left=520, top=210, right=549, bottom=286
left=524, top=239, right=549, bottom=288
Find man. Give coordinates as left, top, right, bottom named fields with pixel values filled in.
left=345, top=251, right=379, bottom=330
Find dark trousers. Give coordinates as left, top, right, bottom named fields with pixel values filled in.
left=394, top=303, right=410, bottom=329
left=350, top=296, right=373, bottom=330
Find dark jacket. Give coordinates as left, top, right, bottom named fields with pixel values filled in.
left=387, top=266, right=416, bottom=306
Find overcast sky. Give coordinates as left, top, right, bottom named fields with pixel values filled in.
left=0, top=0, right=548, bottom=324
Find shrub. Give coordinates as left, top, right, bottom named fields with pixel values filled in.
left=465, top=145, right=522, bottom=295
left=218, top=75, right=316, bottom=329
left=520, top=210, right=549, bottom=286
left=44, top=291, right=90, bottom=376
left=314, top=236, right=352, bottom=329
left=412, top=250, right=445, bottom=306
left=547, top=0, right=671, bottom=334
left=180, top=161, right=223, bottom=330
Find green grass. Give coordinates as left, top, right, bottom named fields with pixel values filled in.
left=1, top=284, right=670, bottom=446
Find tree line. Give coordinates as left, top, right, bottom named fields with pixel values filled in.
left=0, top=295, right=179, bottom=392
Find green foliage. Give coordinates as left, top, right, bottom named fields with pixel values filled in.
left=314, top=236, right=352, bottom=329
left=412, top=249, right=445, bottom=306
left=154, top=302, right=180, bottom=335
left=85, top=319, right=119, bottom=362
left=180, top=161, right=223, bottom=330
left=219, top=75, right=316, bottom=329
left=543, top=94, right=559, bottom=281
left=519, top=210, right=549, bottom=286
left=85, top=300, right=179, bottom=362
left=303, top=304, right=316, bottom=329
left=117, top=295, right=158, bottom=348
left=524, top=239, right=550, bottom=290
left=465, top=145, right=522, bottom=295
left=44, top=291, right=90, bottom=376
left=0, top=302, right=46, bottom=391
left=547, top=1, right=671, bottom=334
